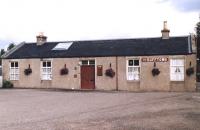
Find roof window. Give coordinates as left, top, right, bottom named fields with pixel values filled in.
left=52, top=42, right=73, bottom=50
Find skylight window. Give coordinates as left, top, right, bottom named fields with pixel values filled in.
left=52, top=42, right=73, bottom=50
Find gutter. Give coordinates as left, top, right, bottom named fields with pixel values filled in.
left=1, top=42, right=25, bottom=59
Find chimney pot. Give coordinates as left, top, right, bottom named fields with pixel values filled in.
left=36, top=32, right=47, bottom=45
left=161, top=21, right=170, bottom=39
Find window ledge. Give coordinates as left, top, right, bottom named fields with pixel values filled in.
left=170, top=81, right=185, bottom=83
left=127, top=80, right=140, bottom=83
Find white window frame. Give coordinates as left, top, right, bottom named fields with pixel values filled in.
left=126, top=58, right=140, bottom=81
left=170, top=59, right=184, bottom=81
left=41, top=60, right=52, bottom=80
left=9, top=61, right=19, bottom=80
left=81, top=60, right=95, bottom=66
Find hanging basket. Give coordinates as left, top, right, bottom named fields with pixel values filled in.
left=60, top=68, right=69, bottom=75
left=24, top=68, right=32, bottom=76
left=152, top=68, right=160, bottom=76
left=105, top=68, right=115, bottom=78
left=186, top=67, right=194, bottom=76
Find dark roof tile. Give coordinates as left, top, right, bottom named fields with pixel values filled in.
left=4, top=36, right=191, bottom=59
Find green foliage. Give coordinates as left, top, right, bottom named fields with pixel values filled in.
left=196, top=20, right=200, bottom=59
left=7, top=43, right=15, bottom=51
left=0, top=49, right=5, bottom=56
left=2, top=80, right=13, bottom=88
left=196, top=22, right=200, bottom=37
left=0, top=49, right=5, bottom=66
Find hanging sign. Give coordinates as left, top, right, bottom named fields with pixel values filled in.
left=141, top=57, right=168, bottom=62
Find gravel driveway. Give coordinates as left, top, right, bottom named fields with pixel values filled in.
left=0, top=89, right=200, bottom=130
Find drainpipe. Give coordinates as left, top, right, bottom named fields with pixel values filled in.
left=116, top=56, right=119, bottom=91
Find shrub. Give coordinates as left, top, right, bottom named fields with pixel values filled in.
left=2, top=80, right=13, bottom=88
left=152, top=68, right=160, bottom=76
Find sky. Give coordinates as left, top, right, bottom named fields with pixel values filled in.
left=0, top=0, right=200, bottom=49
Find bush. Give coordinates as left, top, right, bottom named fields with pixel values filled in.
left=2, top=80, right=13, bottom=88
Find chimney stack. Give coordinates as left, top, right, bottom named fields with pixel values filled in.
left=161, top=21, right=170, bottom=39
left=36, top=32, right=47, bottom=45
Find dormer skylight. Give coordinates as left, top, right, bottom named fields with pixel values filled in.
left=52, top=42, right=73, bottom=50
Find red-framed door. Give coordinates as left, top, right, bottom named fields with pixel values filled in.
left=81, top=65, right=95, bottom=89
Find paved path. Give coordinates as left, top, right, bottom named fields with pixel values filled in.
left=0, top=89, right=200, bottom=130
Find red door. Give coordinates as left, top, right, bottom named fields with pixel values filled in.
left=81, top=66, right=95, bottom=89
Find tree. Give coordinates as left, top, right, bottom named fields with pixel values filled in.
left=0, top=49, right=5, bottom=66
left=196, top=18, right=200, bottom=82
left=7, top=43, right=15, bottom=51
left=196, top=17, right=200, bottom=56
left=196, top=19, right=200, bottom=55
left=196, top=21, right=200, bottom=37
left=0, top=49, right=5, bottom=56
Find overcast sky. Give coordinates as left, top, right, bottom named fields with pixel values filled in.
left=0, top=0, right=199, bottom=49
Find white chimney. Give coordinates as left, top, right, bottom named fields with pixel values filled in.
left=161, top=21, right=170, bottom=39
left=36, top=32, right=47, bottom=45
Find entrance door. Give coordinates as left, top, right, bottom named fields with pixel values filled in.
left=81, top=65, right=95, bottom=89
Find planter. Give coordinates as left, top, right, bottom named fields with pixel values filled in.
left=24, top=68, right=32, bottom=76
left=60, top=68, right=69, bottom=75
left=105, top=68, right=115, bottom=78
left=152, top=68, right=160, bottom=76
left=186, top=67, right=194, bottom=76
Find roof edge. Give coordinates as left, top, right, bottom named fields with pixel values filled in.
left=24, top=35, right=189, bottom=44
left=3, top=53, right=193, bottom=59
left=2, top=42, right=25, bottom=59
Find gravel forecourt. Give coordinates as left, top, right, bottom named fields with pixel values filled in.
left=0, top=89, right=200, bottom=130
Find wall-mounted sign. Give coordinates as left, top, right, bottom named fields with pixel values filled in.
left=97, top=65, right=103, bottom=76
left=141, top=57, right=168, bottom=62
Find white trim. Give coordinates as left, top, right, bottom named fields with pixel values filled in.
left=126, top=58, right=140, bottom=81
left=170, top=58, right=184, bottom=81
left=9, top=61, right=19, bottom=80
left=80, top=59, right=95, bottom=66
left=40, top=60, right=53, bottom=80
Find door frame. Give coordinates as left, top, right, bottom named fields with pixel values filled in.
left=80, top=59, right=96, bottom=89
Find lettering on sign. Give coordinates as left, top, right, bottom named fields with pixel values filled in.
left=141, top=57, right=168, bottom=62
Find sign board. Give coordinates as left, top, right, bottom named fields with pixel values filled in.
left=141, top=57, right=168, bottom=62
left=97, top=65, right=103, bottom=76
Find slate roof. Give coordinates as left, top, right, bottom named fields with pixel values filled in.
left=3, top=36, right=192, bottom=59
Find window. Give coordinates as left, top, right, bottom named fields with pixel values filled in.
left=10, top=61, right=19, bottom=80
left=52, top=42, right=73, bottom=50
left=81, top=60, right=95, bottom=65
left=41, top=61, right=52, bottom=80
left=170, top=59, right=184, bottom=81
left=127, top=59, right=140, bottom=80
